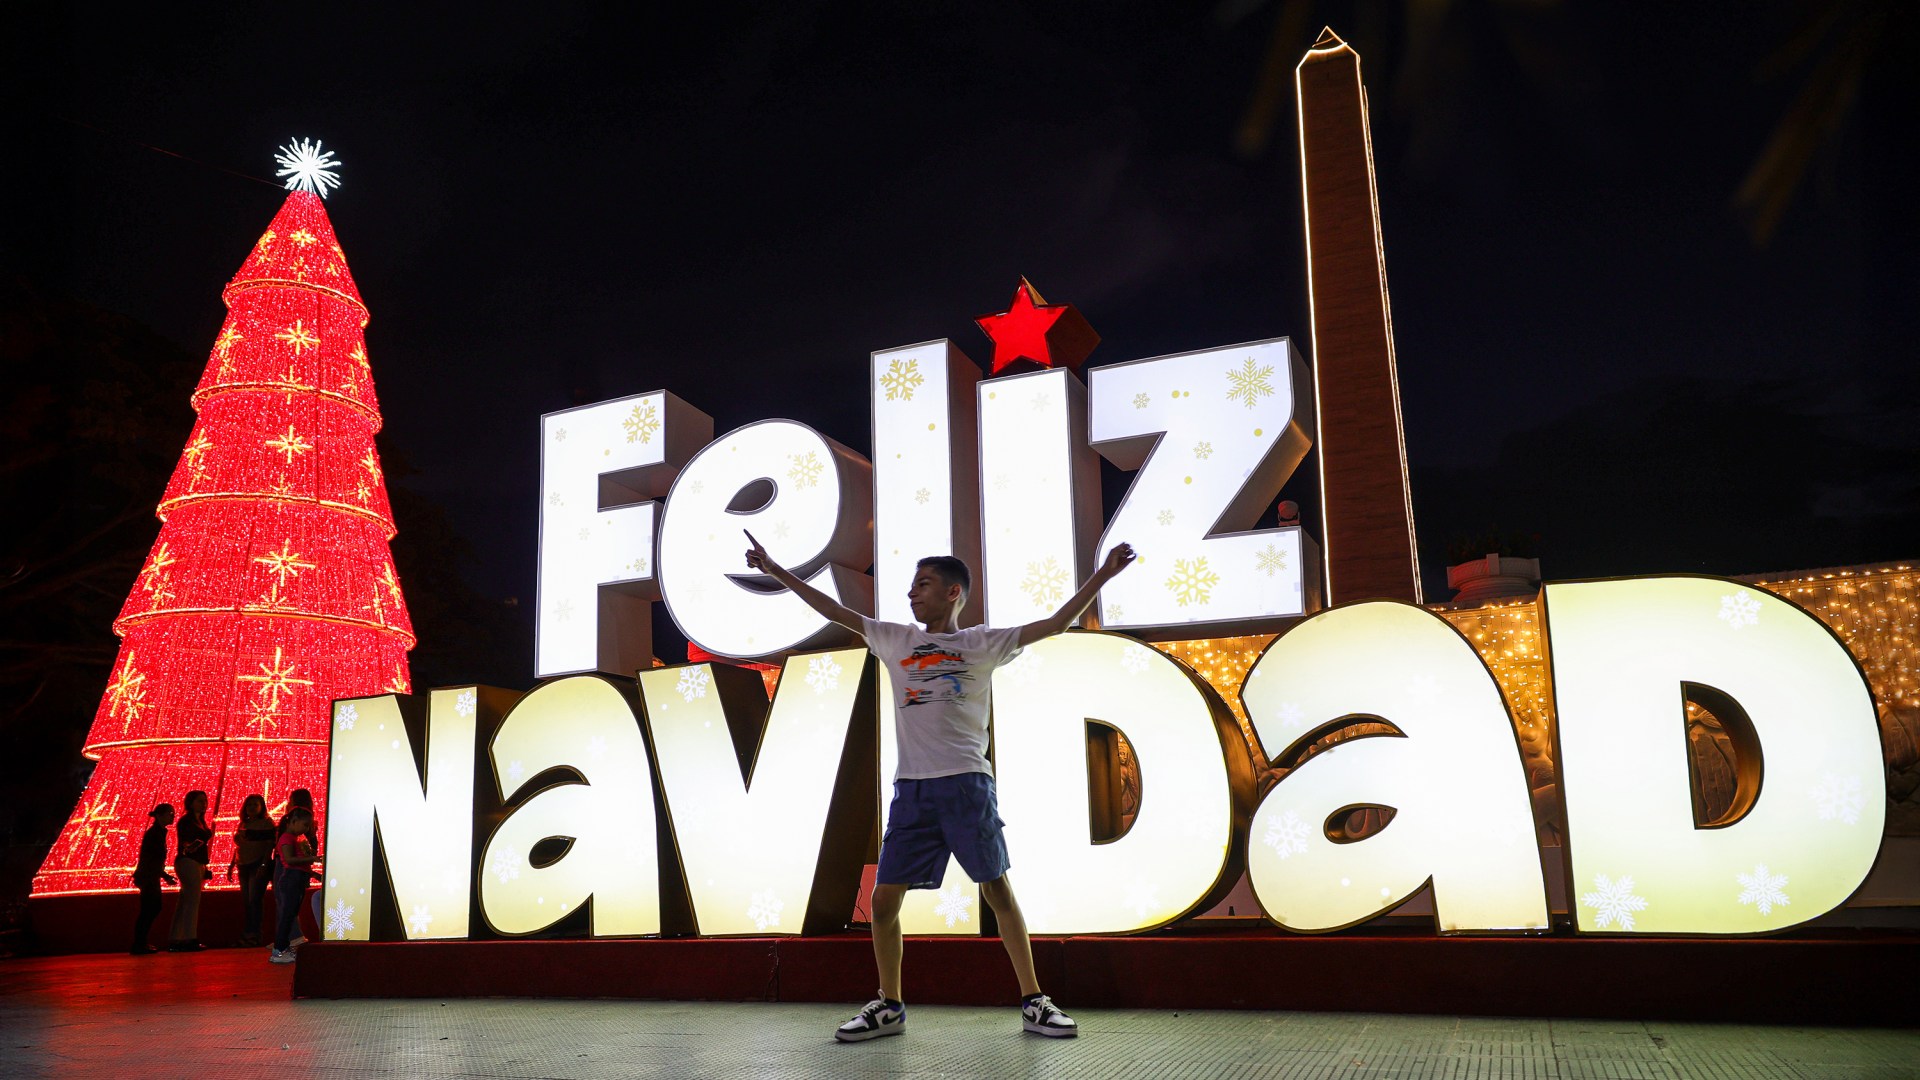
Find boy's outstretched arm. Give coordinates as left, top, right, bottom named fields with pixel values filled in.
left=743, top=530, right=867, bottom=636
left=1016, top=543, right=1137, bottom=646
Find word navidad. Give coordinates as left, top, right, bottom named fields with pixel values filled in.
left=323, top=578, right=1884, bottom=944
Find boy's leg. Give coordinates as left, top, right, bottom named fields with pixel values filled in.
left=979, top=875, right=1041, bottom=997
left=870, top=882, right=908, bottom=1001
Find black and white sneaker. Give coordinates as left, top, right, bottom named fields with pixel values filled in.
left=1021, top=993, right=1077, bottom=1037
left=835, top=994, right=905, bottom=1042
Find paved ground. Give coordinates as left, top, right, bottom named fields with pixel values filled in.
left=2, top=950, right=1915, bottom=1079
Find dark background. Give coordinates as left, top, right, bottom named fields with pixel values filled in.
left=2, top=1, right=1914, bottom=906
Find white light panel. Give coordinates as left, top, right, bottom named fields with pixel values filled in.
left=1088, top=338, right=1318, bottom=635
left=322, top=689, right=477, bottom=940
left=639, top=649, right=872, bottom=935
left=537, top=391, right=712, bottom=677
left=1544, top=576, right=1885, bottom=934
left=657, top=420, right=873, bottom=660
left=477, top=676, right=661, bottom=936
left=1241, top=602, right=1548, bottom=933
left=993, top=632, right=1242, bottom=934
left=977, top=368, right=1100, bottom=626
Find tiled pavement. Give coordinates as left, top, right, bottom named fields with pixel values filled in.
left=1, top=950, right=1914, bottom=1078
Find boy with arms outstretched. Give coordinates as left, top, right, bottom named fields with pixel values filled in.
left=744, top=531, right=1136, bottom=1041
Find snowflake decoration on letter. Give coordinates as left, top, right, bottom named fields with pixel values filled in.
left=407, top=904, right=433, bottom=937
left=1737, top=864, right=1790, bottom=916
left=788, top=451, right=824, bottom=488
left=1132, top=392, right=1150, bottom=410
left=623, top=401, right=660, bottom=444
left=275, top=138, right=343, bottom=198
left=1121, top=644, right=1153, bottom=674
left=334, top=703, right=357, bottom=731
left=914, top=487, right=930, bottom=505
left=1123, top=880, right=1160, bottom=918
left=677, top=666, right=711, bottom=702
left=1226, top=356, right=1276, bottom=410
left=999, top=648, right=1043, bottom=686
left=1255, top=544, right=1287, bottom=577
left=879, top=357, right=924, bottom=401
left=586, top=735, right=607, bottom=760
left=505, top=760, right=525, bottom=785
left=1156, top=509, right=1174, bottom=527
left=1021, top=556, right=1068, bottom=608
left=1718, top=589, right=1762, bottom=630
left=805, top=654, right=843, bottom=694
left=933, top=886, right=973, bottom=928
left=1579, top=873, right=1648, bottom=931
left=1165, top=556, right=1222, bottom=607
left=1275, top=701, right=1306, bottom=729
left=454, top=689, right=476, bottom=718
left=1193, top=441, right=1214, bottom=460
left=325, top=899, right=356, bottom=939
left=1809, top=772, right=1864, bottom=825
left=490, top=850, right=522, bottom=884
left=1261, top=810, right=1308, bottom=859
left=747, top=890, right=784, bottom=931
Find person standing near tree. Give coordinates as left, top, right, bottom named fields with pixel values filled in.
left=166, top=790, right=211, bottom=951
left=744, top=529, right=1136, bottom=1042
left=129, top=804, right=177, bottom=954
left=270, top=807, right=318, bottom=964
left=227, top=794, right=275, bottom=946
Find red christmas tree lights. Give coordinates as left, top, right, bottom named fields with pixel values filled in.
left=33, top=182, right=413, bottom=896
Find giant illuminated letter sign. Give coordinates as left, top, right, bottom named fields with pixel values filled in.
left=478, top=676, right=664, bottom=936
left=658, top=421, right=874, bottom=660
left=1543, top=576, right=1885, bottom=933
left=1088, top=338, right=1319, bottom=634
left=870, top=339, right=990, bottom=932
left=323, top=688, right=485, bottom=940
left=1242, top=601, right=1548, bottom=933
left=993, top=632, right=1254, bottom=934
left=537, top=392, right=713, bottom=677
left=977, top=368, right=1102, bottom=626
left=638, top=649, right=877, bottom=935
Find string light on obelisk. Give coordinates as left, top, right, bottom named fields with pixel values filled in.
left=274, top=138, right=343, bottom=198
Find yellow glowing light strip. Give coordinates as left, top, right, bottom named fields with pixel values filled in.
left=155, top=491, right=397, bottom=536
left=111, top=605, right=417, bottom=647
left=222, top=277, right=370, bottom=321
left=189, top=382, right=383, bottom=428
left=81, top=736, right=329, bottom=760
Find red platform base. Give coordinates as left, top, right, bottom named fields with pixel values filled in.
left=26, top=890, right=322, bottom=955
left=292, top=927, right=1920, bottom=1025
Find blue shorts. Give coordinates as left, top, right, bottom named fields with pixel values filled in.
left=876, top=773, right=1011, bottom=890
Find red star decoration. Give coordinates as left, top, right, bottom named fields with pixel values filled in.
left=974, top=278, right=1099, bottom=375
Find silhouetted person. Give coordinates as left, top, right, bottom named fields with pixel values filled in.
left=227, top=793, right=275, bottom=946
left=166, top=790, right=212, bottom=950
left=130, top=804, right=177, bottom=954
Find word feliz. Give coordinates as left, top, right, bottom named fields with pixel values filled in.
left=322, top=577, right=1884, bottom=943
left=534, top=337, right=1320, bottom=678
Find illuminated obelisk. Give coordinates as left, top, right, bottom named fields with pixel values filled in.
left=1296, top=28, right=1422, bottom=604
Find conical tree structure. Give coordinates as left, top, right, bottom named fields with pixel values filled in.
left=34, top=190, right=414, bottom=896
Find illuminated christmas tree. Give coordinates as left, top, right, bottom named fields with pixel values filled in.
left=33, top=143, right=414, bottom=896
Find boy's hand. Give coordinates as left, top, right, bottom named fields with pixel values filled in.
left=1099, top=542, right=1137, bottom=579
left=743, top=530, right=779, bottom=575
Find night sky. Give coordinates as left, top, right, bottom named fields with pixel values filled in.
left=12, top=1, right=1917, bottom=685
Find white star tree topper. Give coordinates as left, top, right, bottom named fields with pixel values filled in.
left=275, top=138, right=343, bottom=198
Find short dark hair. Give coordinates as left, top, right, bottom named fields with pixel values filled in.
left=916, top=555, right=971, bottom=596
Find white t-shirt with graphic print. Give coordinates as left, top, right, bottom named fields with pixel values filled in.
left=860, top=616, right=1024, bottom=781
